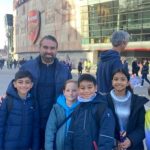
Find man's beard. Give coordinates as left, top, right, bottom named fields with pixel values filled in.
left=41, top=55, right=55, bottom=64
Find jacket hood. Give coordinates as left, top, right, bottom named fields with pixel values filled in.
left=131, top=94, right=149, bottom=114
left=6, top=80, right=31, bottom=100
left=92, top=93, right=107, bottom=104
left=100, top=50, right=120, bottom=62
left=57, top=94, right=79, bottom=112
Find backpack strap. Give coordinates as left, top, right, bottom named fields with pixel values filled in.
left=4, top=95, right=13, bottom=125
left=54, top=104, right=81, bottom=131
left=57, top=112, right=73, bottom=130
left=53, top=106, right=72, bottom=131
left=6, top=95, right=13, bottom=113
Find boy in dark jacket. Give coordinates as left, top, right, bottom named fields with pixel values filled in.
left=0, top=70, right=39, bottom=150
left=66, top=74, right=115, bottom=150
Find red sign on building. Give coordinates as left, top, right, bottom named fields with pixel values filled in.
left=27, top=10, right=41, bottom=44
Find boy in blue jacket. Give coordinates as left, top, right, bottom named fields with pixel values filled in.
left=66, top=74, right=115, bottom=150
left=0, top=70, right=39, bottom=150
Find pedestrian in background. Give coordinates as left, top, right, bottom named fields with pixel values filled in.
left=66, top=74, right=115, bottom=150
left=20, top=35, right=72, bottom=149
left=122, top=57, right=129, bottom=73
left=132, top=60, right=140, bottom=76
left=97, top=30, right=130, bottom=95
left=84, top=59, right=88, bottom=72
left=141, top=60, right=150, bottom=87
left=45, top=79, right=79, bottom=150
left=0, top=70, right=39, bottom=150
left=86, top=60, right=92, bottom=73
left=77, top=61, right=83, bottom=77
left=106, top=69, right=148, bottom=150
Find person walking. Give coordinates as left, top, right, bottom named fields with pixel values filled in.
left=132, top=60, right=140, bottom=76
left=77, top=61, right=83, bottom=77
left=122, top=58, right=129, bottom=73
left=96, top=30, right=130, bottom=95
left=141, top=60, right=150, bottom=87
left=20, top=35, right=72, bottom=149
left=106, top=69, right=148, bottom=150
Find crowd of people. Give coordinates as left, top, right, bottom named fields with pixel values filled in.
left=0, top=31, right=150, bottom=150
left=0, top=58, right=28, bottom=70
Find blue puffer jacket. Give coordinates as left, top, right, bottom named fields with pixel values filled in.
left=45, top=95, right=79, bottom=150
left=66, top=93, right=115, bottom=150
left=96, top=50, right=123, bottom=94
left=20, top=56, right=72, bottom=129
left=0, top=81, right=39, bottom=150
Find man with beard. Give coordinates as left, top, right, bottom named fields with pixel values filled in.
left=20, top=35, right=72, bottom=149
left=96, top=30, right=130, bottom=95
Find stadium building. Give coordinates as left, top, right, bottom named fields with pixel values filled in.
left=13, top=0, right=150, bottom=65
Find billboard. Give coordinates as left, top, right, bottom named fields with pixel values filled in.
left=27, top=10, right=41, bottom=44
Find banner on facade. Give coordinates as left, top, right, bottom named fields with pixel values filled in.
left=27, top=10, right=41, bottom=44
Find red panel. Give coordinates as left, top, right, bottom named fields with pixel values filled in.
left=27, top=10, right=41, bottom=44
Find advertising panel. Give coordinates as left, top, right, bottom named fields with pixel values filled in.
left=27, top=10, right=41, bottom=44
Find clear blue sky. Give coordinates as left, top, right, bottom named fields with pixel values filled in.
left=0, top=0, right=13, bottom=49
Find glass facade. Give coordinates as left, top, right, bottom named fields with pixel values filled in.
left=80, top=0, right=150, bottom=44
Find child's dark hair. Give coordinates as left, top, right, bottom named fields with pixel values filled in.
left=14, top=70, right=33, bottom=82
left=112, top=69, right=133, bottom=93
left=63, top=79, right=77, bottom=90
left=78, top=74, right=96, bottom=86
